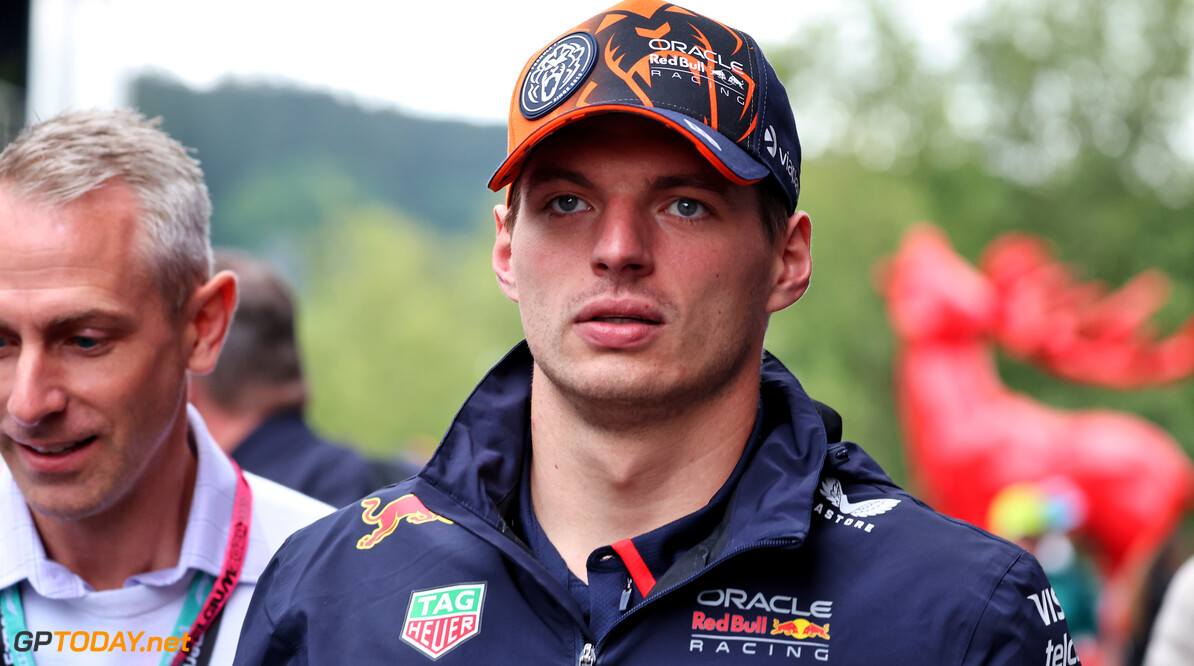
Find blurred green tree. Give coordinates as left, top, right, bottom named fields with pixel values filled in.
left=765, top=0, right=1194, bottom=488
left=298, top=207, right=522, bottom=459
left=129, top=0, right=1193, bottom=482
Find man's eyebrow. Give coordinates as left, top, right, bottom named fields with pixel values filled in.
left=649, top=174, right=733, bottom=195
left=0, top=310, right=134, bottom=340
left=46, top=310, right=136, bottom=333
left=522, top=167, right=595, bottom=191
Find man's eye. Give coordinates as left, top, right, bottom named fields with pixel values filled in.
left=549, top=195, right=590, bottom=214
left=667, top=198, right=706, bottom=218
left=69, top=336, right=103, bottom=350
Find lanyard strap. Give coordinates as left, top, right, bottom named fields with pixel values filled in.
left=0, top=456, right=252, bottom=666
left=1, top=585, right=34, bottom=666
left=169, top=458, right=251, bottom=666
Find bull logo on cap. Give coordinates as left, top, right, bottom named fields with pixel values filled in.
left=520, top=33, right=598, bottom=119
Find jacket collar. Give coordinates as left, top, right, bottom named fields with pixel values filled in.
left=420, top=341, right=835, bottom=551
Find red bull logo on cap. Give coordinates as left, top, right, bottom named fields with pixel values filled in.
left=356, top=494, right=453, bottom=550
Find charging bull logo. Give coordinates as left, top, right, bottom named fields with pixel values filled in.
left=771, top=618, right=830, bottom=640
left=356, top=494, right=453, bottom=550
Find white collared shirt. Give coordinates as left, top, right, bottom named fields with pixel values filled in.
left=0, top=405, right=332, bottom=665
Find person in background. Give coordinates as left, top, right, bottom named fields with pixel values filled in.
left=233, top=2, right=1077, bottom=663
left=1143, top=552, right=1194, bottom=665
left=0, top=109, right=331, bottom=665
left=988, top=480, right=1104, bottom=664
left=190, top=249, right=413, bottom=507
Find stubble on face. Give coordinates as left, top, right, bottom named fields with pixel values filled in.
left=0, top=182, right=193, bottom=523
left=505, top=118, right=777, bottom=429
left=525, top=282, right=769, bottom=429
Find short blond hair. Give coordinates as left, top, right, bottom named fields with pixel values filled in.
left=0, top=109, right=212, bottom=313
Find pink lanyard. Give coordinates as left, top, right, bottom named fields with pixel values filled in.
left=168, top=456, right=253, bottom=666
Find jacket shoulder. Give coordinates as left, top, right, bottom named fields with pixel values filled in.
left=818, top=470, right=1029, bottom=580
left=261, top=480, right=462, bottom=589
left=812, top=471, right=1078, bottom=663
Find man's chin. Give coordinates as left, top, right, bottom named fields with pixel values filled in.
left=541, top=359, right=692, bottom=416
left=26, top=498, right=102, bottom=522
left=570, top=379, right=673, bottom=406
left=18, top=480, right=110, bottom=522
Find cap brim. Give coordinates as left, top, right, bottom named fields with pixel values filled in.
left=487, top=104, right=770, bottom=193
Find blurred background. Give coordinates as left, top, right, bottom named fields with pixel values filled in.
left=2, top=1, right=1193, bottom=660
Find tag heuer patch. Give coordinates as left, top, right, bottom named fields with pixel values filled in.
left=402, top=583, right=486, bottom=659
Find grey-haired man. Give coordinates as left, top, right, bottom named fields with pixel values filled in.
left=0, top=110, right=329, bottom=665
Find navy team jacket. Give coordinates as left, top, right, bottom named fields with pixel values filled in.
left=233, top=343, right=1079, bottom=665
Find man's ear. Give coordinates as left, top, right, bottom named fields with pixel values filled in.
left=765, top=211, right=813, bottom=313
left=493, top=204, right=519, bottom=303
left=185, top=270, right=239, bottom=375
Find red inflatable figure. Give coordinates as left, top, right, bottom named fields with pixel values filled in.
left=982, top=232, right=1194, bottom=388
left=879, top=224, right=1194, bottom=638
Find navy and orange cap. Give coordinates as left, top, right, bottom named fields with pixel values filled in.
left=487, top=0, right=802, bottom=214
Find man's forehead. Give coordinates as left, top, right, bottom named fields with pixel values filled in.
left=0, top=181, right=154, bottom=312
left=0, top=179, right=140, bottom=226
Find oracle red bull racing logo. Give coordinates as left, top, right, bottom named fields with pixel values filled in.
left=356, top=494, right=453, bottom=550
left=689, top=587, right=833, bottom=661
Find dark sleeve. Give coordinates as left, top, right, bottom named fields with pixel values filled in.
left=962, top=552, right=1082, bottom=665
left=233, top=552, right=307, bottom=666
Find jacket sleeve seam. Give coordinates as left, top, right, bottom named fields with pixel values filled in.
left=957, top=550, right=1024, bottom=665
left=259, top=545, right=307, bottom=661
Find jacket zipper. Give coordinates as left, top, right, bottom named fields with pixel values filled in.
left=444, top=492, right=801, bottom=662
left=593, top=538, right=802, bottom=655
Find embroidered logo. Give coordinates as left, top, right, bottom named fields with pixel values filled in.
left=764, top=125, right=778, bottom=157
left=356, top=494, right=452, bottom=550
left=762, top=124, right=800, bottom=196
left=818, top=478, right=900, bottom=517
left=689, top=587, right=833, bottom=660
left=519, top=32, right=597, bottom=119
left=402, top=583, right=486, bottom=659
left=770, top=618, right=830, bottom=640
left=813, top=477, right=900, bottom=534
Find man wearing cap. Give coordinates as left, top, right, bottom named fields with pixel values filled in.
left=0, top=109, right=331, bottom=665
left=234, top=2, right=1079, bottom=664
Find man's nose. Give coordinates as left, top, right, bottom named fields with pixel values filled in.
left=590, top=203, right=655, bottom=279
left=6, top=349, right=67, bottom=429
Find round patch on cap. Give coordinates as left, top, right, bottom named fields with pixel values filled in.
left=519, top=32, right=598, bottom=120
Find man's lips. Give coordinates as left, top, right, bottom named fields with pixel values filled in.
left=573, top=299, right=664, bottom=325
left=12, top=435, right=98, bottom=457
left=573, top=299, right=665, bottom=349
left=589, top=316, right=654, bottom=324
